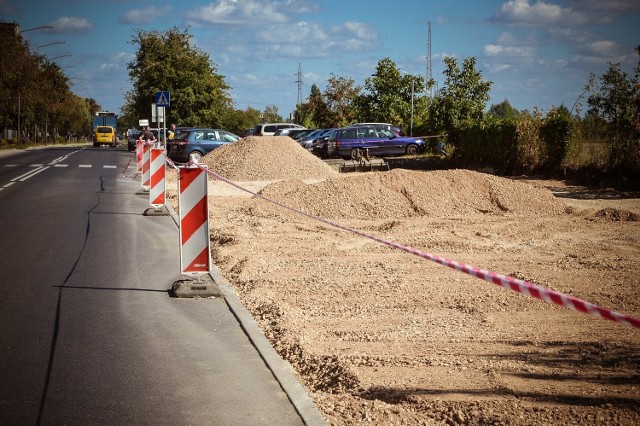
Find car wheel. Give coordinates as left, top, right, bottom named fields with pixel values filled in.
left=350, top=148, right=360, bottom=160
left=189, top=151, right=203, bottom=162
left=405, top=144, right=418, bottom=156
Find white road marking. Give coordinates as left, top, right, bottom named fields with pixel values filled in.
left=54, top=164, right=68, bottom=167
left=18, top=166, right=50, bottom=181
left=78, top=165, right=92, bottom=168
left=103, top=165, right=117, bottom=168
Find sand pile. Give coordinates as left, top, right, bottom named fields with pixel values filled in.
left=258, top=169, right=567, bottom=219
left=200, top=136, right=337, bottom=181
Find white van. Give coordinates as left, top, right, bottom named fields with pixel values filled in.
left=253, top=123, right=305, bottom=136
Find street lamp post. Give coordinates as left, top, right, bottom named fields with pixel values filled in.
left=14, top=25, right=53, bottom=144
left=20, top=25, right=53, bottom=33
left=49, top=54, right=72, bottom=61
left=36, top=40, right=65, bottom=53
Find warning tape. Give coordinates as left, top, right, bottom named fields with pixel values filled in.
left=121, top=139, right=161, bottom=178
left=166, top=159, right=640, bottom=330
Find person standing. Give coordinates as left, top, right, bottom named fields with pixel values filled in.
left=142, top=125, right=156, bottom=143
left=168, top=123, right=177, bottom=140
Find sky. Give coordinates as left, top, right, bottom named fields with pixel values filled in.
left=2, top=0, right=639, bottom=122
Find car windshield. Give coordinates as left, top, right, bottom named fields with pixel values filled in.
left=220, top=132, right=240, bottom=142
left=303, top=130, right=323, bottom=140
left=175, top=131, right=190, bottom=141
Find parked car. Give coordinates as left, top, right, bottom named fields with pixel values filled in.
left=308, top=128, right=337, bottom=158
left=253, top=123, right=305, bottom=136
left=167, top=128, right=240, bottom=162
left=286, top=129, right=314, bottom=141
left=94, top=126, right=117, bottom=147
left=351, top=122, right=405, bottom=136
left=127, top=128, right=140, bottom=152
left=242, top=128, right=257, bottom=137
left=297, top=128, right=335, bottom=151
left=326, top=125, right=425, bottom=160
left=128, top=128, right=172, bottom=151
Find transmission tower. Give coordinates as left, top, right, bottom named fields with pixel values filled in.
left=426, top=20, right=432, bottom=97
left=295, top=63, right=303, bottom=106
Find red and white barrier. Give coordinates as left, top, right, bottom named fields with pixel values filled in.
left=136, top=140, right=143, bottom=172
left=178, top=165, right=211, bottom=274
left=141, top=143, right=151, bottom=190
left=149, top=147, right=166, bottom=207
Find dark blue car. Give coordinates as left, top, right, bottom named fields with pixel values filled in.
left=326, top=125, right=425, bottom=159
left=167, top=128, right=240, bottom=162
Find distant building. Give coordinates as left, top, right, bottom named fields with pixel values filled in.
left=0, top=22, right=19, bottom=38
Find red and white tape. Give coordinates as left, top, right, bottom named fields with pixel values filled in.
left=177, top=164, right=211, bottom=274
left=194, top=163, right=640, bottom=330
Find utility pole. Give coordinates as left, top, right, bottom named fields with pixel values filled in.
left=295, top=63, right=303, bottom=106
left=294, top=63, right=303, bottom=123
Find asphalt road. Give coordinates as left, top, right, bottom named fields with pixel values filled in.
left=0, top=146, right=309, bottom=425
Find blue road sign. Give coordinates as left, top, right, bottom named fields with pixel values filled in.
left=155, top=91, right=170, bottom=107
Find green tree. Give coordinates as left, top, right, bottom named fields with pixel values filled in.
left=586, top=58, right=640, bottom=169
left=356, top=58, right=426, bottom=132
left=429, top=56, right=492, bottom=132
left=323, top=74, right=360, bottom=127
left=224, top=106, right=262, bottom=135
left=125, top=27, right=232, bottom=128
left=488, top=99, right=521, bottom=119
left=261, top=105, right=282, bottom=123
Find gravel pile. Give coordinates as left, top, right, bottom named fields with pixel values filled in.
left=258, top=169, right=567, bottom=219
left=200, top=136, right=337, bottom=181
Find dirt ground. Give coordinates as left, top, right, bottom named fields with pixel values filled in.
left=167, top=137, right=640, bottom=425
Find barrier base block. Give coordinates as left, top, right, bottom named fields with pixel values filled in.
left=143, top=206, right=170, bottom=216
left=170, top=275, right=221, bottom=298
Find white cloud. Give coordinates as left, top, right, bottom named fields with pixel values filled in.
left=585, top=40, right=617, bottom=56
left=184, top=0, right=288, bottom=26
left=119, top=6, right=172, bottom=24
left=491, top=0, right=589, bottom=26
left=483, top=44, right=536, bottom=58
left=48, top=17, right=93, bottom=35
left=256, top=21, right=328, bottom=44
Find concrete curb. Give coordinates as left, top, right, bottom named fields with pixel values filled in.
left=164, top=196, right=326, bottom=426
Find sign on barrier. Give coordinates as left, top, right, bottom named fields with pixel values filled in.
left=178, top=166, right=211, bottom=274
left=149, top=147, right=166, bottom=207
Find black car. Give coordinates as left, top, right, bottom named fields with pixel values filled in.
left=127, top=128, right=173, bottom=152
left=167, top=128, right=240, bottom=162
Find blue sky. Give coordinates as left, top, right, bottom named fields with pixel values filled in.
left=2, top=0, right=639, bottom=121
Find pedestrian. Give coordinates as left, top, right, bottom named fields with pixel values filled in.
left=143, top=125, right=156, bottom=143
left=168, top=123, right=177, bottom=140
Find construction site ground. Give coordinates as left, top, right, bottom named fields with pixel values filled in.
left=167, top=137, right=640, bottom=425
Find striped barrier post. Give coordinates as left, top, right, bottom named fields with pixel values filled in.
left=149, top=147, right=166, bottom=208
left=141, top=143, right=151, bottom=191
left=178, top=165, right=211, bottom=274
left=136, top=140, right=143, bottom=172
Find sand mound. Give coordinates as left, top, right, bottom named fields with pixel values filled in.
left=200, top=136, right=337, bottom=181
left=258, top=169, right=567, bottom=219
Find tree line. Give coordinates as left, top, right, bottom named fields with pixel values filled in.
left=3, top=24, right=637, bottom=188
left=0, top=22, right=104, bottom=144
left=121, top=28, right=638, bottom=188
